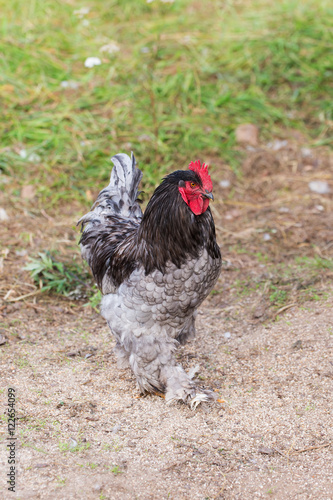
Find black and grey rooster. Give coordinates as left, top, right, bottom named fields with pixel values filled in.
left=78, top=153, right=221, bottom=408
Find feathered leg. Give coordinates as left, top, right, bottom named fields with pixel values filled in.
left=125, top=334, right=215, bottom=409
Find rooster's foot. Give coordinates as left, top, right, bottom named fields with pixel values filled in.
left=164, top=365, right=216, bottom=409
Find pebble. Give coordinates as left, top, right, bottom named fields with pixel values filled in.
left=60, top=80, right=79, bottom=89
left=21, top=185, right=36, bottom=200
left=258, top=446, right=274, bottom=455
left=92, top=484, right=103, bottom=492
left=100, top=42, right=120, bottom=54
left=219, top=180, right=231, bottom=188
left=235, top=123, right=259, bottom=146
left=69, top=438, right=78, bottom=449
left=84, top=57, right=102, bottom=68
left=309, top=181, right=330, bottom=194
left=266, top=139, right=288, bottom=151
left=224, top=332, right=231, bottom=340
left=0, top=208, right=9, bottom=221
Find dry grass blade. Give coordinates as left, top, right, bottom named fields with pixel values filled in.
left=290, top=443, right=330, bottom=455
left=5, top=290, right=43, bottom=302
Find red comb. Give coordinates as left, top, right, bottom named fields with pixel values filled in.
left=189, top=160, right=213, bottom=192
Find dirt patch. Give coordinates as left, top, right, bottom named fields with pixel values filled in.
left=0, top=139, right=332, bottom=498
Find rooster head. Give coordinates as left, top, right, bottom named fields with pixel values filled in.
left=178, top=160, right=214, bottom=215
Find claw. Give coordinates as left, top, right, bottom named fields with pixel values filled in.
left=189, top=390, right=216, bottom=410
left=152, top=390, right=165, bottom=399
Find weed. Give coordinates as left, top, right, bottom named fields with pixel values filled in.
left=15, top=357, right=29, bottom=368
left=20, top=442, right=48, bottom=454
left=269, top=286, right=288, bottom=306
left=85, top=288, right=102, bottom=311
left=107, top=465, right=123, bottom=475
left=24, top=251, right=92, bottom=297
left=59, top=440, right=91, bottom=453
left=87, top=462, right=98, bottom=469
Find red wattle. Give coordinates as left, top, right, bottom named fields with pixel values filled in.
left=179, top=187, right=210, bottom=215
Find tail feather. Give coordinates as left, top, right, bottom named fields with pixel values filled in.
left=78, top=152, right=143, bottom=227
left=77, top=152, right=143, bottom=292
left=97, top=152, right=143, bottom=218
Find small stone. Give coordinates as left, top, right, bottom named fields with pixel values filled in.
left=60, top=80, right=79, bottom=89
left=35, top=463, right=49, bottom=468
left=0, top=334, right=7, bottom=345
left=27, top=153, right=41, bottom=163
left=74, top=7, right=90, bottom=17
left=235, top=123, right=259, bottom=146
left=21, top=185, right=36, bottom=200
left=193, top=447, right=205, bottom=454
left=100, top=42, right=120, bottom=54
left=258, top=446, right=274, bottom=455
left=15, top=249, right=28, bottom=257
left=309, top=181, right=330, bottom=194
left=19, top=149, right=28, bottom=159
left=315, top=205, right=324, bottom=211
left=84, top=57, right=102, bottom=68
left=263, top=233, right=271, bottom=241
left=219, top=180, right=231, bottom=188
left=301, top=147, right=312, bottom=157
left=112, top=424, right=121, bottom=433
left=0, top=208, right=9, bottom=221
left=253, top=304, right=266, bottom=319
left=93, top=484, right=103, bottom=492
left=69, top=438, right=78, bottom=449
left=66, top=351, right=80, bottom=357
left=127, top=440, right=137, bottom=448
left=266, top=139, right=288, bottom=151
left=224, top=331, right=231, bottom=340
left=292, top=340, right=302, bottom=350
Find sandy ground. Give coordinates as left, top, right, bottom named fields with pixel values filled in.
left=0, top=293, right=332, bottom=499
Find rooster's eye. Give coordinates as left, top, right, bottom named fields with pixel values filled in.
left=190, top=182, right=197, bottom=188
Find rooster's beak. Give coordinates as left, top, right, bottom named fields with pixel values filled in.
left=203, top=190, right=214, bottom=201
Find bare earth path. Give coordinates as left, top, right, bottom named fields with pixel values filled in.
left=0, top=140, right=332, bottom=498
left=0, top=295, right=332, bottom=499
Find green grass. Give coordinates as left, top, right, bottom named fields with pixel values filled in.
left=0, top=0, right=332, bottom=206
left=24, top=251, right=92, bottom=297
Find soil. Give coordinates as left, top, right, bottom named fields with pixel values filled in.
left=0, top=136, right=332, bottom=499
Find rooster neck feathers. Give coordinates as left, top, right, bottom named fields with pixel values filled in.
left=138, top=170, right=220, bottom=275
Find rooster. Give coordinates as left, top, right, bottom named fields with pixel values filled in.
left=78, top=153, right=221, bottom=408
